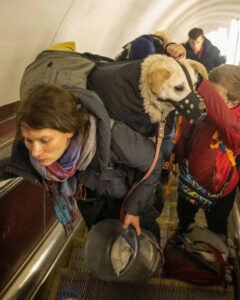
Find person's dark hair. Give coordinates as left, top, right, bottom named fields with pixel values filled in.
left=16, top=84, right=90, bottom=138
left=188, top=28, right=204, bottom=40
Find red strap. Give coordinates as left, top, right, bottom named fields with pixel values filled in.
left=196, top=241, right=226, bottom=281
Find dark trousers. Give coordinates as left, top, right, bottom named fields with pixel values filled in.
left=177, top=188, right=236, bottom=235
left=77, top=184, right=164, bottom=243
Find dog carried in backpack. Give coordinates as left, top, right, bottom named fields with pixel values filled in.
left=20, top=44, right=208, bottom=139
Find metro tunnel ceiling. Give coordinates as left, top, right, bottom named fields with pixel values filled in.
left=1, top=0, right=240, bottom=106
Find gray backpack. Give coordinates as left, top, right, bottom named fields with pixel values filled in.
left=20, top=50, right=96, bottom=99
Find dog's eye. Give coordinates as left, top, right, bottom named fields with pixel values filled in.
left=174, top=85, right=184, bottom=92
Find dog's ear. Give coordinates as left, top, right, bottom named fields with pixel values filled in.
left=187, top=59, right=208, bottom=79
left=147, top=68, right=172, bottom=94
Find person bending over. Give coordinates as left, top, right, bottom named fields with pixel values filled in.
left=1, top=84, right=164, bottom=242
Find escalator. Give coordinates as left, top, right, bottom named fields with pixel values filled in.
left=34, top=180, right=240, bottom=300
left=0, top=102, right=239, bottom=300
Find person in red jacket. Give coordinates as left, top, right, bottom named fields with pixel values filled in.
left=175, top=64, right=240, bottom=236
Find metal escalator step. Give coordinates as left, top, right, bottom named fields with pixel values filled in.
left=76, top=222, right=89, bottom=241
left=164, top=201, right=177, bottom=207
left=47, top=178, right=236, bottom=300
left=157, top=205, right=178, bottom=223
left=48, top=268, right=235, bottom=300
left=67, top=239, right=89, bottom=272
left=158, top=220, right=178, bottom=227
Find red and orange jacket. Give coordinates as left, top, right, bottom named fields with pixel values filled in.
left=174, top=79, right=240, bottom=197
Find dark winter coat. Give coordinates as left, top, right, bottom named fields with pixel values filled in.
left=87, top=57, right=175, bottom=139
left=183, top=38, right=226, bottom=72
left=87, top=59, right=158, bottom=137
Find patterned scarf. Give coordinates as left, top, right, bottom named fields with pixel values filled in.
left=30, top=134, right=82, bottom=230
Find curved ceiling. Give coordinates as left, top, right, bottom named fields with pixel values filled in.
left=1, top=0, right=239, bottom=106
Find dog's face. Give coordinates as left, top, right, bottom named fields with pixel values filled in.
left=140, top=54, right=207, bottom=123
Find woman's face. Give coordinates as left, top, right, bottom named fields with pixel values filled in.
left=21, top=123, right=74, bottom=166
left=212, top=83, right=240, bottom=108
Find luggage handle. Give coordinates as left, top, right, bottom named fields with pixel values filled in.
left=117, top=225, right=138, bottom=250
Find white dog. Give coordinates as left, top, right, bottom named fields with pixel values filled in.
left=87, top=54, right=208, bottom=136
left=140, top=54, right=207, bottom=123
left=20, top=50, right=207, bottom=136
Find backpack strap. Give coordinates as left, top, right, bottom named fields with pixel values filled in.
left=178, top=160, right=233, bottom=208
left=194, top=241, right=226, bottom=282
left=120, top=121, right=165, bottom=220
left=148, top=34, right=165, bottom=54
left=82, top=52, right=115, bottom=63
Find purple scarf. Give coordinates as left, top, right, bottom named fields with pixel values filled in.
left=30, top=134, right=82, bottom=229
left=48, top=134, right=81, bottom=180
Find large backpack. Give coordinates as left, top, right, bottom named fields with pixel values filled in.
left=163, top=224, right=234, bottom=285
left=20, top=49, right=97, bottom=100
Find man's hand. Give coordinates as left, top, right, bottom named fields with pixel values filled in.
left=166, top=44, right=186, bottom=60
left=122, top=213, right=141, bottom=236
